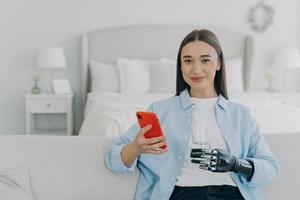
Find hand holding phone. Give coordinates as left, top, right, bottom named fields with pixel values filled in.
left=135, top=111, right=167, bottom=151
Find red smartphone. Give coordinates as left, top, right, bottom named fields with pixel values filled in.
left=136, top=111, right=167, bottom=149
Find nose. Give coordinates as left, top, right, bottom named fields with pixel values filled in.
left=191, top=61, right=204, bottom=73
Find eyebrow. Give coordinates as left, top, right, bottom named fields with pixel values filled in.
left=182, top=54, right=212, bottom=59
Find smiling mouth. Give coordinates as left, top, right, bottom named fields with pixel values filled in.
left=190, top=77, right=205, bottom=82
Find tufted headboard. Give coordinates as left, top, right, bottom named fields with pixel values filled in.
left=81, top=25, right=254, bottom=109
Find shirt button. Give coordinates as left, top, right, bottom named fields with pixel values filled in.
left=187, top=118, right=191, bottom=123
left=185, top=135, right=188, bottom=139
left=178, top=156, right=183, bottom=160
left=171, top=177, right=175, bottom=181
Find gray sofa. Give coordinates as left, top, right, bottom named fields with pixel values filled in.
left=0, top=134, right=298, bottom=200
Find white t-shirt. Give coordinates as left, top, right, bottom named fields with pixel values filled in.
left=176, top=96, right=236, bottom=186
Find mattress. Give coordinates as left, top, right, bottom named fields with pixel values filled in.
left=79, top=92, right=300, bottom=136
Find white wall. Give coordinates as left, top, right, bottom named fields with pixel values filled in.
left=0, top=0, right=299, bottom=134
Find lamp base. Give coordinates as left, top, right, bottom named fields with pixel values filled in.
left=31, top=86, right=41, bottom=94
left=265, top=86, right=275, bottom=93
left=31, top=78, right=41, bottom=94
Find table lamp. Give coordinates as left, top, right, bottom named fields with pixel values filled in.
left=33, top=47, right=67, bottom=94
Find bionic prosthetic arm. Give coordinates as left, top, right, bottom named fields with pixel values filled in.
left=191, top=148, right=254, bottom=181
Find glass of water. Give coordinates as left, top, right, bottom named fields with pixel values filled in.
left=192, top=124, right=211, bottom=150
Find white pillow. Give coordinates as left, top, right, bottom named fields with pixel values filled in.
left=89, top=60, right=120, bottom=92
left=0, top=167, right=34, bottom=200
left=117, top=57, right=151, bottom=93
left=151, top=57, right=176, bottom=93
left=225, top=57, right=244, bottom=92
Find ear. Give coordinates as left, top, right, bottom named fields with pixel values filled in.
left=216, top=59, right=221, bottom=71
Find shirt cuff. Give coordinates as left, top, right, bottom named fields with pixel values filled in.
left=113, top=144, right=138, bottom=172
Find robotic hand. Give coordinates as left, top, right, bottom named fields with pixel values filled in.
left=190, top=148, right=254, bottom=181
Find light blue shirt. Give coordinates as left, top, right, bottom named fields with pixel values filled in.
left=106, top=89, right=278, bottom=200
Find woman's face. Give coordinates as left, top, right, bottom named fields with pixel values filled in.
left=181, top=41, right=220, bottom=96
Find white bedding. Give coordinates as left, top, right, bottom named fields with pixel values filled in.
left=79, top=92, right=300, bottom=137
left=80, top=93, right=171, bottom=137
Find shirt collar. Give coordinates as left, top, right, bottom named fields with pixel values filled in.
left=179, top=89, right=228, bottom=110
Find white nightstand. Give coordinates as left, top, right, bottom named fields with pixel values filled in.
left=25, top=94, right=73, bottom=135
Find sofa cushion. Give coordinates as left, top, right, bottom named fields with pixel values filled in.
left=0, top=136, right=138, bottom=200
left=0, top=167, right=34, bottom=200
left=0, top=134, right=299, bottom=200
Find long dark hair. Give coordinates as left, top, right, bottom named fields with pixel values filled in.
left=175, top=29, right=228, bottom=99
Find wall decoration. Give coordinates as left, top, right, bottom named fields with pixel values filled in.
left=248, top=1, right=274, bottom=32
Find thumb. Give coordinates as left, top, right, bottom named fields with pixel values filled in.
left=139, top=124, right=152, bottom=136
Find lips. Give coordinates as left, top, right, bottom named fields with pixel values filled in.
left=190, top=76, right=205, bottom=82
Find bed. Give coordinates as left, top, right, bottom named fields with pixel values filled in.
left=78, top=25, right=300, bottom=136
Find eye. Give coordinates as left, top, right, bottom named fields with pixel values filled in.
left=183, top=59, right=192, bottom=64
left=201, top=59, right=210, bottom=64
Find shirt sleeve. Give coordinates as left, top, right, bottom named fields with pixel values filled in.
left=105, top=104, right=154, bottom=173
left=240, top=110, right=279, bottom=187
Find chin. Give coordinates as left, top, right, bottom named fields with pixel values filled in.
left=189, top=83, right=209, bottom=91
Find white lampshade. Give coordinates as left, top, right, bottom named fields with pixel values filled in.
left=272, top=48, right=300, bottom=69
left=36, top=47, right=67, bottom=68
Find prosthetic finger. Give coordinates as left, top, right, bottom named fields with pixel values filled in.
left=190, top=149, right=218, bottom=158
left=196, top=159, right=212, bottom=171
left=196, top=154, right=216, bottom=160
left=198, top=163, right=210, bottom=170
left=191, top=158, right=209, bottom=164
left=192, top=158, right=218, bottom=171
left=199, top=162, right=218, bottom=171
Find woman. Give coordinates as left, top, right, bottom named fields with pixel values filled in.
left=106, top=29, right=278, bottom=200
